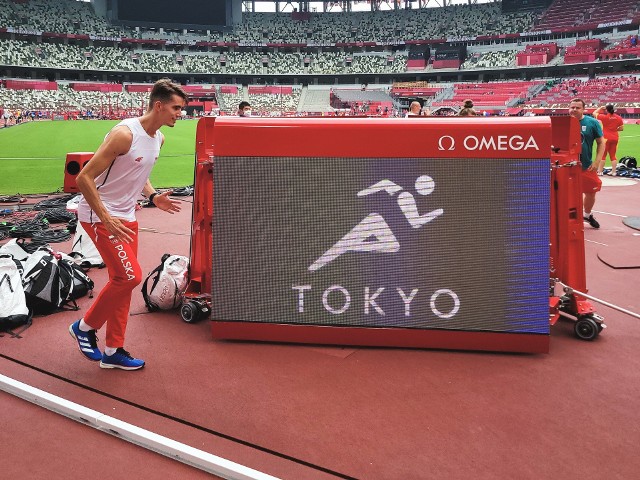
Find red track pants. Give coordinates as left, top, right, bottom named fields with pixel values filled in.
left=81, top=221, right=142, bottom=348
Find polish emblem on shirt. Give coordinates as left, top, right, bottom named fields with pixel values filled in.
left=134, top=156, right=143, bottom=163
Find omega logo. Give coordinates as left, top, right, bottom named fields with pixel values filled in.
left=437, top=135, right=539, bottom=152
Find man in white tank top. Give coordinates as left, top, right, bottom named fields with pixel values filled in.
left=69, top=78, right=188, bottom=371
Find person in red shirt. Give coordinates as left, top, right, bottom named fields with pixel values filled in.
left=594, top=104, right=624, bottom=175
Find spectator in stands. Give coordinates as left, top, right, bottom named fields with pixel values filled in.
left=458, top=99, right=477, bottom=116
left=568, top=98, right=605, bottom=229
left=593, top=104, right=624, bottom=176
left=69, top=78, right=188, bottom=371
left=405, top=100, right=428, bottom=117
left=238, top=101, right=252, bottom=117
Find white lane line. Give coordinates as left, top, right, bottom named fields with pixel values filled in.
left=586, top=239, right=608, bottom=246
left=0, top=374, right=280, bottom=480
left=593, top=210, right=630, bottom=218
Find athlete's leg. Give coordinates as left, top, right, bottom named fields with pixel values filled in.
left=607, top=140, right=619, bottom=175
left=80, top=221, right=142, bottom=348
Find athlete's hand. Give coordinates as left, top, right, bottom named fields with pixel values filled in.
left=153, top=191, right=181, bottom=214
left=102, top=216, right=135, bottom=243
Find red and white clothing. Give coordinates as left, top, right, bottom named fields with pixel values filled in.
left=79, top=118, right=162, bottom=348
left=78, top=117, right=163, bottom=223
left=596, top=112, right=623, bottom=142
left=81, top=220, right=142, bottom=348
left=596, top=112, right=624, bottom=162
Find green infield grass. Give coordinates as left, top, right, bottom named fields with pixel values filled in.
left=0, top=119, right=639, bottom=195
left=0, top=119, right=197, bottom=194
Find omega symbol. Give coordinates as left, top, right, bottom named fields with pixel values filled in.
left=438, top=135, right=455, bottom=151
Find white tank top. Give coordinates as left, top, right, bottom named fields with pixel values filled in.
left=78, top=118, right=163, bottom=223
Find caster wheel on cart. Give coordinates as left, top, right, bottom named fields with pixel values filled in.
left=574, top=316, right=600, bottom=341
left=181, top=301, right=203, bottom=323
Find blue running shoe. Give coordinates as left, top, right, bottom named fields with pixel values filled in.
left=69, top=320, right=101, bottom=361
left=100, top=348, right=145, bottom=370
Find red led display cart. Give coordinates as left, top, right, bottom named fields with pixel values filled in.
left=182, top=116, right=604, bottom=352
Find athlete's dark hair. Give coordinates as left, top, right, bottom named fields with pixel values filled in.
left=606, top=104, right=615, bottom=114
left=148, top=78, right=188, bottom=111
left=238, top=101, right=251, bottom=110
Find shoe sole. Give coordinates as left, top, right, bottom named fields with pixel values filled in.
left=68, top=324, right=102, bottom=362
left=99, top=361, right=145, bottom=371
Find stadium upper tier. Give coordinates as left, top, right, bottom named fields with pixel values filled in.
left=2, top=0, right=638, bottom=44
left=2, top=36, right=639, bottom=75
left=0, top=0, right=562, bottom=43
left=0, top=39, right=411, bottom=75
left=0, top=0, right=638, bottom=79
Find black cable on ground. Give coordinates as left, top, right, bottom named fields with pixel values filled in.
left=32, top=194, right=77, bottom=210
left=35, top=208, right=76, bottom=225
left=0, top=195, right=26, bottom=203
left=32, top=228, right=71, bottom=244
left=0, top=221, right=13, bottom=232
left=170, top=185, right=194, bottom=197
left=0, top=222, right=13, bottom=241
left=8, top=218, right=49, bottom=239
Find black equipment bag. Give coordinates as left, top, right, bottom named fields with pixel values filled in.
left=21, top=250, right=77, bottom=314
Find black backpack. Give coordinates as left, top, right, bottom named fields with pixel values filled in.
left=63, top=259, right=95, bottom=300
left=619, top=156, right=637, bottom=169
left=21, top=250, right=93, bottom=314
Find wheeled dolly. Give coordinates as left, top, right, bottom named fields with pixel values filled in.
left=180, top=294, right=212, bottom=323
left=550, top=279, right=606, bottom=341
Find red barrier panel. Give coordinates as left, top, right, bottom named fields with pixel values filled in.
left=6, top=80, right=57, bottom=90
left=219, top=85, right=238, bottom=94
left=71, top=83, right=123, bottom=92
left=432, top=59, right=461, bottom=69
left=126, top=84, right=154, bottom=93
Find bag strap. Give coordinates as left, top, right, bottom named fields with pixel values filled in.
left=141, top=254, right=172, bottom=311
left=141, top=265, right=163, bottom=311
left=4, top=309, right=33, bottom=339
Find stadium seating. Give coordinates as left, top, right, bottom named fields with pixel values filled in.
left=431, top=80, right=545, bottom=109
left=247, top=86, right=302, bottom=115
left=461, top=50, right=517, bottom=70
left=535, top=0, right=639, bottom=30
left=1, top=0, right=640, bottom=117
left=0, top=0, right=539, bottom=45
left=216, top=86, right=246, bottom=114
left=299, top=87, right=333, bottom=113
left=525, top=75, right=640, bottom=108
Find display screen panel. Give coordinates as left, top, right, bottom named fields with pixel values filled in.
left=117, top=0, right=228, bottom=26
left=211, top=156, right=549, bottom=335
